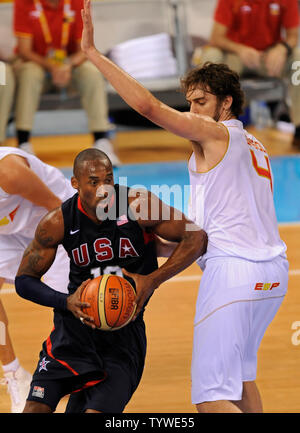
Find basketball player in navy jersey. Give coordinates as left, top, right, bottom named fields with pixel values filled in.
left=14, top=148, right=207, bottom=413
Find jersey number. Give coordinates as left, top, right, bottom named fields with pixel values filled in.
left=250, top=149, right=273, bottom=192
left=90, top=266, right=123, bottom=279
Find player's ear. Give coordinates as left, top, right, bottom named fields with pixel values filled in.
left=71, top=176, right=79, bottom=190
left=223, top=95, right=233, bottom=112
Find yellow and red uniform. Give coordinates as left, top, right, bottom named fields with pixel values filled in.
left=214, top=0, right=299, bottom=51
left=14, top=0, right=83, bottom=58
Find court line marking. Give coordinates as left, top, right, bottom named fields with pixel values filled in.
left=1, top=269, right=299, bottom=295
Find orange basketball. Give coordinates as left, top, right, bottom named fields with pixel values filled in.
left=80, top=274, right=136, bottom=331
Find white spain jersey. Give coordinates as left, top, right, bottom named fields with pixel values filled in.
left=188, top=119, right=286, bottom=269
left=0, top=147, right=75, bottom=238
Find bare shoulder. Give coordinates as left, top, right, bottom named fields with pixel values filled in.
left=35, top=206, right=65, bottom=247
left=192, top=120, right=229, bottom=168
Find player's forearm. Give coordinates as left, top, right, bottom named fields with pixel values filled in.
left=15, top=275, right=68, bottom=310
left=17, top=185, right=61, bottom=211
left=150, top=229, right=207, bottom=286
left=85, top=47, right=157, bottom=117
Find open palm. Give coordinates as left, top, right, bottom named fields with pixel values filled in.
left=81, top=0, right=95, bottom=53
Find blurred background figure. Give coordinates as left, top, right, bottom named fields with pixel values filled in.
left=0, top=58, right=15, bottom=147
left=12, top=0, right=120, bottom=165
left=193, top=0, right=300, bottom=150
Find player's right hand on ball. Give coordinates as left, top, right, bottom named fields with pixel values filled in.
left=66, top=279, right=96, bottom=328
left=122, top=269, right=158, bottom=321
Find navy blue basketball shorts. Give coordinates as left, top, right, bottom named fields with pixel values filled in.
left=27, top=355, right=143, bottom=413
left=26, top=312, right=146, bottom=412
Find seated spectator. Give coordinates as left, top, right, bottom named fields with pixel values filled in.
left=194, top=0, right=300, bottom=149
left=13, top=0, right=120, bottom=165
left=0, top=60, right=15, bottom=146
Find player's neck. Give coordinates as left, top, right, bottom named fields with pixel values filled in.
left=218, top=112, right=236, bottom=123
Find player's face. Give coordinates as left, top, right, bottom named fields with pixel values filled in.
left=72, top=159, right=114, bottom=218
left=186, top=85, right=224, bottom=121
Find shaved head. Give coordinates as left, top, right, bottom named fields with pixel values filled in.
left=73, top=148, right=112, bottom=179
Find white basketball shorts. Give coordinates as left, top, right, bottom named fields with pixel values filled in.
left=0, top=233, right=70, bottom=293
left=191, top=255, right=288, bottom=405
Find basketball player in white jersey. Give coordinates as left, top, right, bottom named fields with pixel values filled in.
left=80, top=0, right=288, bottom=413
left=0, top=147, right=74, bottom=412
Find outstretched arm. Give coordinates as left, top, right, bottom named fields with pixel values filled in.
left=80, top=0, right=225, bottom=145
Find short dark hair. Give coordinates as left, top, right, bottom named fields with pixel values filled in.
left=73, top=148, right=112, bottom=178
left=180, top=62, right=245, bottom=118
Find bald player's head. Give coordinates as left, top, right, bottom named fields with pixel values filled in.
left=73, top=148, right=112, bottom=179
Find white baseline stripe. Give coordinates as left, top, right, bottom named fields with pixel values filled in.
left=1, top=269, right=299, bottom=295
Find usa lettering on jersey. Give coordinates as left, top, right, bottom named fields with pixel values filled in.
left=72, top=237, right=139, bottom=266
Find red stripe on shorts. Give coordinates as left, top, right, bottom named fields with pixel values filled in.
left=46, top=326, right=79, bottom=376
left=71, top=374, right=107, bottom=393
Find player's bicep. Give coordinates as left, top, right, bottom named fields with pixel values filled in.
left=16, top=237, right=57, bottom=279
left=149, top=103, right=224, bottom=144
left=16, top=207, right=64, bottom=278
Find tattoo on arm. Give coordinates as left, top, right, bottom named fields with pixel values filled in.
left=36, top=226, right=55, bottom=247
left=17, top=241, right=56, bottom=278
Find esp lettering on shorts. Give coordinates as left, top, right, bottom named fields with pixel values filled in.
left=254, top=282, right=280, bottom=291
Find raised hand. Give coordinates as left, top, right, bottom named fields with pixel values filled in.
left=81, top=0, right=96, bottom=54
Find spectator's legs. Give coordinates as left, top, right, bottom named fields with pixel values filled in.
left=72, top=60, right=120, bottom=166
left=72, top=60, right=112, bottom=133
left=197, top=46, right=225, bottom=65
left=14, top=61, right=46, bottom=154
left=224, top=53, right=245, bottom=75
left=0, top=64, right=15, bottom=145
left=196, top=47, right=246, bottom=75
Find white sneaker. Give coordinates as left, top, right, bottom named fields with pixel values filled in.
left=93, top=138, right=121, bottom=167
left=0, top=366, right=32, bottom=413
left=19, top=142, right=35, bottom=155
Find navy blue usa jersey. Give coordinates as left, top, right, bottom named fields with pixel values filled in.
left=61, top=185, right=158, bottom=312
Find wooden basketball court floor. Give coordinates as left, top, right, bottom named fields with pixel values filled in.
left=0, top=125, right=300, bottom=413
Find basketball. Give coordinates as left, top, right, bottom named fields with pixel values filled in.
left=80, top=274, right=137, bottom=331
